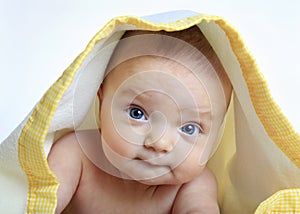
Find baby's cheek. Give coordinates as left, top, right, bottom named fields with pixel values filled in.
left=174, top=152, right=205, bottom=181
left=102, top=128, right=136, bottom=158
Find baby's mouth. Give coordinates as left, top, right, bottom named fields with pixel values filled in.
left=134, top=157, right=152, bottom=164
left=134, top=157, right=163, bottom=167
left=131, top=157, right=173, bottom=180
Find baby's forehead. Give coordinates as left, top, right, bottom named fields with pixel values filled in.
left=105, top=28, right=232, bottom=107
left=106, top=55, right=214, bottom=104
left=106, top=33, right=212, bottom=79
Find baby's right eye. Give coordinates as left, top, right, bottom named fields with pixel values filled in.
left=128, top=106, right=147, bottom=121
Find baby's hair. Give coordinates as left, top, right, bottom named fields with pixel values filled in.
left=120, top=26, right=232, bottom=106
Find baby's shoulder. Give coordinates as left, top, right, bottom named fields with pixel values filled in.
left=53, top=129, right=100, bottom=147
left=48, top=130, right=97, bottom=213
left=50, top=129, right=100, bottom=160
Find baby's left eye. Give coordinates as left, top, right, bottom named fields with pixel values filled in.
left=180, top=123, right=201, bottom=136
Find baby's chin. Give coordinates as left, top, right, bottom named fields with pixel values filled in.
left=119, top=164, right=205, bottom=186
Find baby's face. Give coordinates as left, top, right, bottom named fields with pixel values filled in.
left=99, top=56, right=227, bottom=185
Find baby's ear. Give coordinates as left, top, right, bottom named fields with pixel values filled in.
left=97, top=84, right=104, bottom=103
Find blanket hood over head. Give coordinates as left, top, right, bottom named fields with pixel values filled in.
left=0, top=10, right=299, bottom=214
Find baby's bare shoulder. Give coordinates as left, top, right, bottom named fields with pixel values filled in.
left=48, top=129, right=102, bottom=177
left=50, top=129, right=100, bottom=153
left=48, top=129, right=100, bottom=214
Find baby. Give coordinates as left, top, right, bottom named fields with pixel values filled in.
left=48, top=26, right=232, bottom=213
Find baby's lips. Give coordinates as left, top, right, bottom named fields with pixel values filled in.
left=134, top=152, right=172, bottom=166
left=134, top=157, right=161, bottom=166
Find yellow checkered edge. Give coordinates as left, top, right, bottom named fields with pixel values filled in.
left=17, top=14, right=300, bottom=213
left=255, top=189, right=300, bottom=213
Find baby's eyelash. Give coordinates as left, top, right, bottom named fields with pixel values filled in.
left=179, top=122, right=204, bottom=136
left=127, top=105, right=148, bottom=120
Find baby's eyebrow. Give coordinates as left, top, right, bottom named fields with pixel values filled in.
left=180, top=107, right=211, bottom=117
left=120, top=88, right=153, bottom=103
left=120, top=88, right=139, bottom=96
left=123, top=88, right=211, bottom=112
left=121, top=88, right=159, bottom=99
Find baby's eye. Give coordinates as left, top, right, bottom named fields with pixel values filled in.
left=128, top=107, right=147, bottom=120
left=180, top=123, right=201, bottom=136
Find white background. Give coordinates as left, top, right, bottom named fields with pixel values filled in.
left=0, top=0, right=299, bottom=141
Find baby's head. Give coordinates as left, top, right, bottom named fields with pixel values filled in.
left=98, top=26, right=232, bottom=185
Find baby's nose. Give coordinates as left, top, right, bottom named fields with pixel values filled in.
left=144, top=129, right=176, bottom=153
left=143, top=111, right=177, bottom=153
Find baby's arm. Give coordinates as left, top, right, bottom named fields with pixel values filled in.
left=47, top=132, right=83, bottom=214
left=172, top=167, right=219, bottom=214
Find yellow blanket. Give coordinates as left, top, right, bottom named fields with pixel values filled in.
left=0, top=10, right=299, bottom=213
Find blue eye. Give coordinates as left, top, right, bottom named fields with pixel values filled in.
left=129, top=107, right=146, bottom=120
left=180, top=123, right=201, bottom=136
